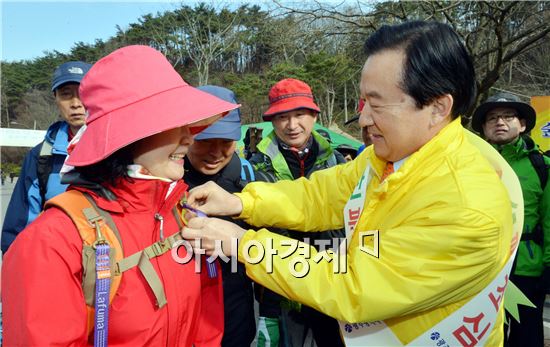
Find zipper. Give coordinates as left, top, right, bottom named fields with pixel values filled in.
left=526, top=240, right=534, bottom=258
left=155, top=213, right=165, bottom=242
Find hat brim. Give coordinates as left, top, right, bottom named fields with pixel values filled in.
left=66, top=85, right=239, bottom=166
left=51, top=78, right=83, bottom=92
left=194, top=125, right=241, bottom=141
left=472, top=101, right=536, bottom=133
left=263, top=97, right=320, bottom=121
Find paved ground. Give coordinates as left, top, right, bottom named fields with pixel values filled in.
left=0, top=177, right=16, bottom=231
left=0, top=178, right=549, bottom=345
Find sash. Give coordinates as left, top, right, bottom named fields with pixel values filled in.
left=338, top=149, right=523, bottom=346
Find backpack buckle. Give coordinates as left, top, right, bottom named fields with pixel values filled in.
left=83, top=207, right=108, bottom=248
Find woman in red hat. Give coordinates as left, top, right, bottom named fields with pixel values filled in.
left=2, top=45, right=239, bottom=346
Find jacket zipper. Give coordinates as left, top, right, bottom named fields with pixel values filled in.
left=155, top=213, right=165, bottom=242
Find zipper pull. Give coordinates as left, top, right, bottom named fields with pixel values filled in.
left=155, top=213, right=165, bottom=243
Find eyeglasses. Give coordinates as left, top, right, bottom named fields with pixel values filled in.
left=485, top=113, right=518, bottom=125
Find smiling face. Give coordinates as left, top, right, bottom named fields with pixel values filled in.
left=55, top=83, right=86, bottom=134
left=358, top=49, right=452, bottom=162
left=271, top=109, right=317, bottom=148
left=481, top=107, right=525, bottom=145
left=187, top=138, right=236, bottom=175
left=132, top=126, right=194, bottom=181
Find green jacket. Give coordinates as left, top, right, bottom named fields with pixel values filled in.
left=494, top=136, right=550, bottom=276
left=250, top=130, right=344, bottom=180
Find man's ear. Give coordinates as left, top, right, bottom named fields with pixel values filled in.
left=430, top=94, right=453, bottom=127
left=519, top=117, right=527, bottom=133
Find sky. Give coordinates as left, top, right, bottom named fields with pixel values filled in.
left=1, top=1, right=192, bottom=62
left=1, top=0, right=346, bottom=62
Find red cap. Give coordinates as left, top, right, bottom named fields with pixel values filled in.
left=263, top=78, right=320, bottom=121
left=66, top=45, right=239, bottom=166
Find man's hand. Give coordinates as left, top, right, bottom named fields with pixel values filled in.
left=187, top=181, right=243, bottom=216
left=181, top=216, right=246, bottom=256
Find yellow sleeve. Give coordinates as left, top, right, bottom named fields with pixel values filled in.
left=236, top=153, right=367, bottom=231
left=238, top=205, right=510, bottom=323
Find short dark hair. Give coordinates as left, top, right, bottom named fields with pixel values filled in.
left=364, top=21, right=476, bottom=119
left=74, top=146, right=133, bottom=186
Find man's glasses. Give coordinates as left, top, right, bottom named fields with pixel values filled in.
left=485, top=113, right=518, bottom=125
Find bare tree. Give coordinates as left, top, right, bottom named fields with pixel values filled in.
left=273, top=1, right=550, bottom=122
left=152, top=4, right=244, bottom=85
left=14, top=88, right=58, bottom=130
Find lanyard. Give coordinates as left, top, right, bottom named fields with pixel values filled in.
left=94, top=243, right=111, bottom=347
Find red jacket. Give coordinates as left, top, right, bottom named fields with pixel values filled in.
left=2, top=178, right=224, bottom=346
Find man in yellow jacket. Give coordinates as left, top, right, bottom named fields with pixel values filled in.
left=183, top=21, right=522, bottom=346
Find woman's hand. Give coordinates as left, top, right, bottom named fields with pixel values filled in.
left=181, top=216, right=247, bottom=256
left=187, top=181, right=243, bottom=216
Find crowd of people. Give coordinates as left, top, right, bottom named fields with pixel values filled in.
left=1, top=20, right=548, bottom=347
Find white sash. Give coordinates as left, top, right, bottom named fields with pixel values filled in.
left=339, top=160, right=522, bottom=346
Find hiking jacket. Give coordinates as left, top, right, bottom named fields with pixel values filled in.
left=184, top=153, right=256, bottom=347
left=249, top=129, right=346, bottom=245
left=2, top=121, right=70, bottom=254
left=493, top=136, right=550, bottom=277
left=250, top=130, right=344, bottom=180
left=236, top=119, right=514, bottom=345
left=2, top=177, right=224, bottom=346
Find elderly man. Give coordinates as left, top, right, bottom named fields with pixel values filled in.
left=183, top=21, right=521, bottom=346
left=472, top=93, right=549, bottom=347
left=2, top=61, right=91, bottom=253
left=250, top=77, right=346, bottom=347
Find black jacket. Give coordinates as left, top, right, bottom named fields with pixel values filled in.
left=184, top=153, right=256, bottom=347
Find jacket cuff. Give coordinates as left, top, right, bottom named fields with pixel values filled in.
left=235, top=192, right=254, bottom=219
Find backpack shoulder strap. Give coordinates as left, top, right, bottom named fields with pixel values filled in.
left=527, top=151, right=549, bottom=190
left=37, top=140, right=54, bottom=204
left=45, top=190, right=124, bottom=336
left=46, top=190, right=124, bottom=256
left=37, top=126, right=62, bottom=204
left=240, top=157, right=255, bottom=182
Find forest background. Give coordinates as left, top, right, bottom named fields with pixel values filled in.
left=1, top=0, right=549, bottom=168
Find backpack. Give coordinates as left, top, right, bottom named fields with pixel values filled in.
left=527, top=151, right=549, bottom=191
left=239, top=156, right=277, bottom=185
left=44, top=190, right=186, bottom=339
left=522, top=135, right=549, bottom=190
left=521, top=136, right=549, bottom=247
left=36, top=126, right=60, bottom=205
left=239, top=157, right=255, bottom=183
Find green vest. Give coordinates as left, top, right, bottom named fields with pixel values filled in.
left=253, top=130, right=339, bottom=180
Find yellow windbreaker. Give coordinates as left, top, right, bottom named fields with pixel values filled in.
left=236, top=119, right=515, bottom=345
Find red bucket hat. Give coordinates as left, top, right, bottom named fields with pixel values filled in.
left=66, top=45, right=239, bottom=166
left=263, top=78, right=320, bottom=121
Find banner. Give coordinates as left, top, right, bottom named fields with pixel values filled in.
left=531, top=96, right=550, bottom=152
